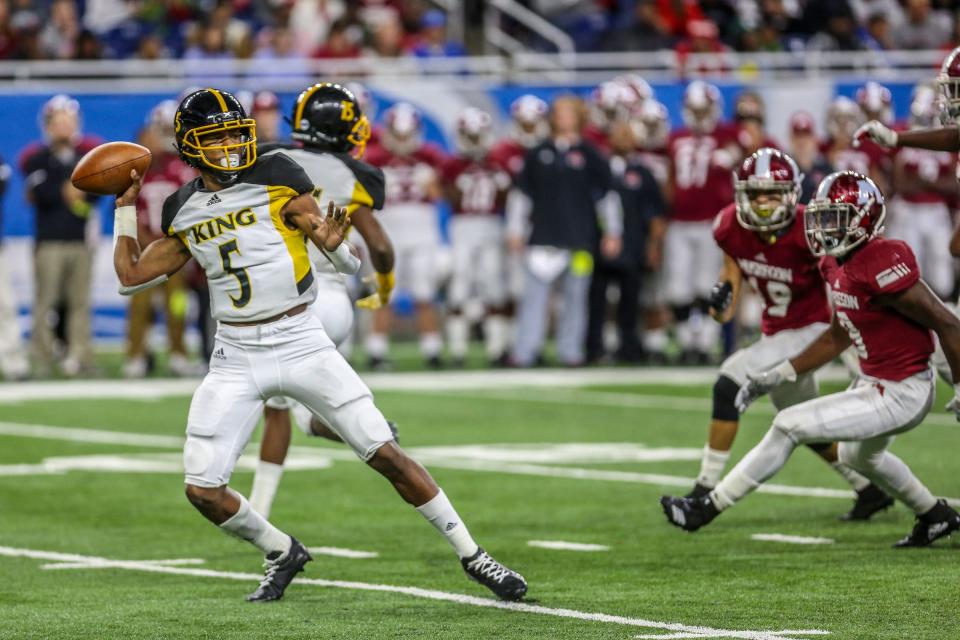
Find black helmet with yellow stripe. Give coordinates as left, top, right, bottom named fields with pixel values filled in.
left=174, top=88, right=257, bottom=182
left=290, top=82, right=371, bottom=157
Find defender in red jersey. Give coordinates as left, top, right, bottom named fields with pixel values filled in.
left=686, top=149, right=889, bottom=520
left=821, top=96, right=891, bottom=193
left=663, top=171, right=960, bottom=547
left=442, top=108, right=512, bottom=365
left=886, top=84, right=957, bottom=298
left=123, top=100, right=199, bottom=379
left=364, top=102, right=447, bottom=368
left=664, top=80, right=740, bottom=362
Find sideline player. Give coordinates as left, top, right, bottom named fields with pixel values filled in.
left=249, top=83, right=397, bottom=519
left=112, top=88, right=527, bottom=602
left=686, top=149, right=892, bottom=520
left=662, top=171, right=960, bottom=547
left=442, top=107, right=512, bottom=366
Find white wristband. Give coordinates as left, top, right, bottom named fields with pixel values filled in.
left=774, top=360, right=798, bottom=383
left=324, top=241, right=362, bottom=275
left=113, top=205, right=138, bottom=241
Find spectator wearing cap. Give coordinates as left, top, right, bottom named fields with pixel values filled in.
left=787, top=111, right=833, bottom=203
left=252, top=91, right=282, bottom=143
left=892, top=0, right=950, bottom=50
left=410, top=10, right=465, bottom=58
left=18, top=95, right=101, bottom=377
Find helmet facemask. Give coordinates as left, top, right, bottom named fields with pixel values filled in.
left=937, top=73, right=960, bottom=122
left=804, top=199, right=883, bottom=258
left=177, top=110, right=257, bottom=182
left=735, top=181, right=798, bottom=232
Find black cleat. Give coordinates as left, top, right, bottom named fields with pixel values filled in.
left=840, top=483, right=894, bottom=521
left=425, top=355, right=443, bottom=370
left=660, top=494, right=719, bottom=532
left=685, top=483, right=712, bottom=499
left=893, top=500, right=960, bottom=548
left=368, top=356, right=392, bottom=372
left=461, top=547, right=527, bottom=601
left=387, top=420, right=400, bottom=444
left=246, top=537, right=312, bottom=602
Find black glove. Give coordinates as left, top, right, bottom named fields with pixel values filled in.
left=708, top=281, right=733, bottom=314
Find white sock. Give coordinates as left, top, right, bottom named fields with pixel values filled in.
left=420, top=332, right=442, bottom=359
left=249, top=461, right=284, bottom=519
left=830, top=461, right=870, bottom=492
left=219, top=491, right=292, bottom=556
left=446, top=315, right=469, bottom=359
left=696, top=446, right=730, bottom=489
left=868, top=451, right=937, bottom=514
left=483, top=314, right=509, bottom=360
left=366, top=333, right=389, bottom=359
left=643, top=328, right=668, bottom=353
left=415, top=489, right=479, bottom=559
left=711, top=426, right=797, bottom=511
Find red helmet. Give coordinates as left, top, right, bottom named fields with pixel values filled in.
left=382, top=102, right=423, bottom=155
left=805, top=171, right=886, bottom=258
left=454, top=107, right=493, bottom=158
left=733, top=148, right=802, bottom=232
left=937, top=45, right=960, bottom=121
left=855, top=81, right=892, bottom=124
left=682, top=80, right=722, bottom=134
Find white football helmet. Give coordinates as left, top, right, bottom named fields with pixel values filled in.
left=382, top=102, right=423, bottom=155
left=826, top=96, right=863, bottom=140
left=682, top=80, right=722, bottom=134
left=631, top=99, right=669, bottom=150
left=909, top=82, right=944, bottom=129
left=510, top=94, right=549, bottom=147
left=454, top=107, right=494, bottom=159
left=589, top=80, right=633, bottom=129
left=856, top=81, right=893, bottom=124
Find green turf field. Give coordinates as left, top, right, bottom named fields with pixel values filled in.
left=0, top=371, right=958, bottom=639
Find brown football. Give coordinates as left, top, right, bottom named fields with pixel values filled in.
left=71, top=141, right=153, bottom=196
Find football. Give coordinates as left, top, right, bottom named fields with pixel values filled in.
left=71, top=141, right=152, bottom=195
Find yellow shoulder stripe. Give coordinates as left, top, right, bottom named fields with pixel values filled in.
left=266, top=185, right=311, bottom=284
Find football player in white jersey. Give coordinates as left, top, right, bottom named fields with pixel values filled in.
left=250, top=83, right=397, bottom=519
left=112, top=88, right=527, bottom=603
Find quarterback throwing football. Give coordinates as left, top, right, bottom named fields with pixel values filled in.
left=112, top=88, right=527, bottom=602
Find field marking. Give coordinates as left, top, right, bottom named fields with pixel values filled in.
left=307, top=546, right=379, bottom=559
left=527, top=540, right=610, bottom=552
left=750, top=534, right=835, bottom=546
left=0, top=365, right=857, bottom=404
left=3, top=420, right=959, bottom=507
left=42, top=558, right=206, bottom=570
left=0, top=545, right=828, bottom=640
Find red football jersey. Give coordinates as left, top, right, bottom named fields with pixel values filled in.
left=138, top=152, right=197, bottom=237
left=669, top=126, right=737, bottom=222
left=366, top=143, right=446, bottom=205
left=441, top=155, right=511, bottom=216
left=714, top=203, right=830, bottom=335
left=821, top=138, right=891, bottom=178
left=489, top=138, right=527, bottom=179
left=819, top=238, right=933, bottom=380
left=893, top=146, right=955, bottom=205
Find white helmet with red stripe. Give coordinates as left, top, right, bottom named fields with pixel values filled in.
left=682, top=80, right=722, bottom=134
left=454, top=107, right=494, bottom=159
left=509, top=94, right=549, bottom=147
left=382, top=102, right=423, bottom=155
left=631, top=99, right=669, bottom=150
left=733, top=147, right=803, bottom=232
left=805, top=171, right=886, bottom=258
left=909, top=82, right=944, bottom=129
left=589, top=80, right=634, bottom=129
left=825, top=96, right=863, bottom=140
left=937, top=45, right=960, bottom=122
left=345, top=82, right=376, bottom=121
left=615, top=74, right=654, bottom=107
left=855, top=81, right=893, bottom=124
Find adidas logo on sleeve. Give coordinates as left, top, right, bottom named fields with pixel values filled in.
left=875, top=263, right=911, bottom=288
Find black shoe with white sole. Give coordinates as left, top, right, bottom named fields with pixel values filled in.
left=660, top=494, right=720, bottom=532
left=893, top=500, right=960, bottom=548
left=246, top=537, right=312, bottom=602
left=840, top=483, right=894, bottom=521
left=461, top=547, right=527, bottom=601
left=684, top=483, right=712, bottom=500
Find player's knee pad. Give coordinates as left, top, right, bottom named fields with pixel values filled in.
left=326, top=396, right=394, bottom=461
left=770, top=407, right=807, bottom=444
left=712, top=375, right=740, bottom=421
left=290, top=402, right=316, bottom=437
left=837, top=441, right=879, bottom=472
left=182, top=436, right=217, bottom=487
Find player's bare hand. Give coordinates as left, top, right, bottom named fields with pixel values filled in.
left=116, top=169, right=143, bottom=208
left=853, top=121, right=898, bottom=149
left=601, top=234, right=622, bottom=259
left=321, top=199, right=349, bottom=252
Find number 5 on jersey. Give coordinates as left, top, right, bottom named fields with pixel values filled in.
left=219, top=239, right=252, bottom=308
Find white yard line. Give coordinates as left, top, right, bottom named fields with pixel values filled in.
left=42, top=558, right=206, bottom=570
left=0, top=365, right=857, bottom=404
left=527, top=540, right=610, bottom=552
left=307, top=546, right=379, bottom=559
left=0, top=545, right=828, bottom=640
left=750, top=534, right=835, bottom=546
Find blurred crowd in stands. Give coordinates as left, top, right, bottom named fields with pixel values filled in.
left=1, top=0, right=959, bottom=63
